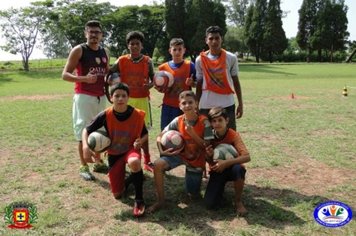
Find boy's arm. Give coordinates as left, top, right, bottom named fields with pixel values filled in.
left=146, top=58, right=155, bottom=89
left=232, top=75, right=243, bottom=119
left=184, top=119, right=207, bottom=148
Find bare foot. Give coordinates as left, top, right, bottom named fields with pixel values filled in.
left=236, top=201, right=248, bottom=217
left=147, top=202, right=164, bottom=213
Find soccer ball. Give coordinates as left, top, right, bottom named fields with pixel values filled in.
left=213, top=144, right=238, bottom=160
left=154, top=71, right=174, bottom=93
left=87, top=130, right=111, bottom=153
left=106, top=72, right=121, bottom=85
left=161, top=130, right=184, bottom=151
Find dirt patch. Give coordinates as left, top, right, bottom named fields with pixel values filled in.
left=248, top=157, right=355, bottom=197
left=1, top=94, right=71, bottom=101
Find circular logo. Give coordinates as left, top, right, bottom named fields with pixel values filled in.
left=313, top=201, right=353, bottom=228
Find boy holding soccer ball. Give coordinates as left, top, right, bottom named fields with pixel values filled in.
left=82, top=83, right=148, bottom=217
left=156, top=38, right=196, bottom=131
left=204, top=107, right=250, bottom=216
left=148, top=91, right=212, bottom=213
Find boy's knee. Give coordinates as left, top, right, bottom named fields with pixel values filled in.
left=128, top=158, right=141, bottom=172
left=153, top=158, right=168, bottom=172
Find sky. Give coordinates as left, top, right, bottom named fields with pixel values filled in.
left=0, top=0, right=355, bottom=61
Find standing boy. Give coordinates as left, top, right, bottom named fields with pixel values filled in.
left=148, top=91, right=212, bottom=213
left=204, top=107, right=250, bottom=216
left=109, top=31, right=154, bottom=172
left=196, top=25, right=244, bottom=131
left=157, top=38, right=196, bottom=131
left=82, top=83, right=147, bottom=217
left=62, top=20, right=109, bottom=181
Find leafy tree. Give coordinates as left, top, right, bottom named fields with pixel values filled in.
left=224, top=0, right=250, bottom=27
left=315, top=0, right=349, bottom=62
left=246, top=0, right=267, bottom=62
left=0, top=7, right=40, bottom=71
left=189, top=0, right=226, bottom=61
left=105, top=5, right=165, bottom=58
left=32, top=0, right=113, bottom=59
left=224, top=26, right=248, bottom=56
left=262, top=0, right=287, bottom=62
left=163, top=0, right=226, bottom=62
left=296, top=0, right=323, bottom=62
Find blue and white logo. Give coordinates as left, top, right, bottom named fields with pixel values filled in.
left=313, top=201, right=353, bottom=228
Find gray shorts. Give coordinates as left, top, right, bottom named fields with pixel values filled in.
left=72, top=94, right=106, bottom=141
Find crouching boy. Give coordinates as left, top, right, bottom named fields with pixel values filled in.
left=82, top=83, right=147, bottom=217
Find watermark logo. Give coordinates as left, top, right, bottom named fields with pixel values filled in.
left=4, top=201, right=38, bottom=229
left=313, top=201, right=352, bottom=228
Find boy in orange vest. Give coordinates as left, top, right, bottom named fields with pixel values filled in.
left=204, top=107, right=250, bottom=216
left=196, top=25, right=244, bottom=131
left=82, top=83, right=147, bottom=217
left=148, top=91, right=212, bottom=213
left=156, top=38, right=196, bottom=131
left=109, top=31, right=154, bottom=172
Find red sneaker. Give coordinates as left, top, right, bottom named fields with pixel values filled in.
left=143, top=162, right=154, bottom=172
left=133, top=200, right=145, bottom=217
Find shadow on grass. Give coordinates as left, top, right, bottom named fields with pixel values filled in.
left=240, top=64, right=296, bottom=76
left=94, top=171, right=328, bottom=234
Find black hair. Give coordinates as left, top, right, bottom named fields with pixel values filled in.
left=205, top=25, right=223, bottom=37
left=208, top=107, right=228, bottom=121
left=126, top=31, right=144, bottom=45
left=110, top=82, right=130, bottom=96
left=85, top=20, right=102, bottom=30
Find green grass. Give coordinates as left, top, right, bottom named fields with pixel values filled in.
left=0, top=63, right=355, bottom=235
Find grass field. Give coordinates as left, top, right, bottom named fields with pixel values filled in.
left=0, top=63, right=355, bottom=235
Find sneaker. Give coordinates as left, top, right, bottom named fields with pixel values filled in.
left=79, top=165, right=95, bottom=181
left=143, top=162, right=154, bottom=173
left=93, top=162, right=109, bottom=174
left=133, top=200, right=145, bottom=217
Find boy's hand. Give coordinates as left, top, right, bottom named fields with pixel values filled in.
left=133, top=138, right=142, bottom=150
left=185, top=74, right=195, bottom=87
left=205, top=144, right=214, bottom=157
left=160, top=146, right=183, bottom=156
left=143, top=79, right=154, bottom=90
left=211, top=159, right=228, bottom=173
left=85, top=71, right=97, bottom=84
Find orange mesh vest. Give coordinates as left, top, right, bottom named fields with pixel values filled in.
left=159, top=61, right=191, bottom=108
left=177, top=115, right=207, bottom=168
left=200, top=49, right=234, bottom=94
left=106, top=107, right=145, bottom=155
left=118, top=54, right=150, bottom=98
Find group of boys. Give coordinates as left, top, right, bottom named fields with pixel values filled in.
left=62, top=20, right=250, bottom=218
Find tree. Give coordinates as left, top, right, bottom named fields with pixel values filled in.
left=189, top=0, right=227, bottom=61
left=245, top=0, right=267, bottom=62
left=0, top=7, right=40, bottom=71
left=32, top=0, right=114, bottom=59
left=163, top=0, right=226, bottom=62
left=296, top=0, right=323, bottom=62
left=224, top=0, right=250, bottom=27
left=105, top=5, right=165, bottom=58
left=262, top=0, right=287, bottom=62
left=315, top=0, right=349, bottom=62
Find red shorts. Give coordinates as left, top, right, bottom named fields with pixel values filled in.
left=108, top=149, right=141, bottom=196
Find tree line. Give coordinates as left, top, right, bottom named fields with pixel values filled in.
left=0, top=0, right=353, bottom=71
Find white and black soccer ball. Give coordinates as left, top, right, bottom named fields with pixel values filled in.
left=87, top=130, right=111, bottom=153
left=213, top=144, right=238, bottom=160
